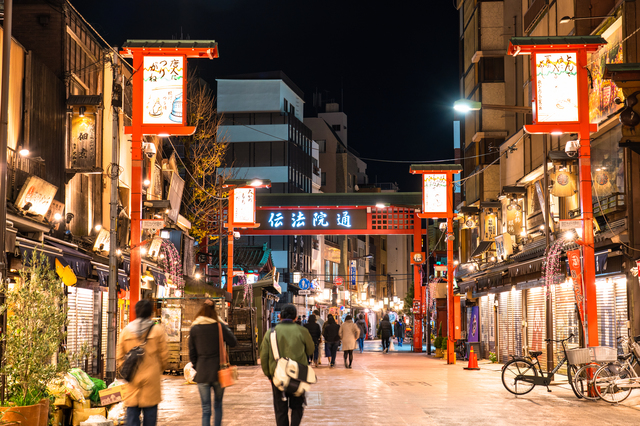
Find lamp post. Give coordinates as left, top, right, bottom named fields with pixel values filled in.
left=559, top=15, right=616, bottom=24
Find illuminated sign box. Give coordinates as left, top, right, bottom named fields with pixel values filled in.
left=232, top=188, right=255, bottom=225
left=143, top=56, right=185, bottom=125
left=534, top=52, right=578, bottom=123
left=422, top=174, right=448, bottom=216
left=255, top=209, right=367, bottom=231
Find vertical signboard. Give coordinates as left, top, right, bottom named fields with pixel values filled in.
left=534, top=52, right=579, bottom=122
left=167, top=172, right=185, bottom=223
left=567, top=249, right=586, bottom=326
left=231, top=187, right=256, bottom=225
left=143, top=56, right=185, bottom=125
left=70, top=114, right=96, bottom=168
left=422, top=174, right=448, bottom=215
left=349, top=260, right=357, bottom=290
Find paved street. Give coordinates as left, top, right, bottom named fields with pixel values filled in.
left=157, top=348, right=640, bottom=426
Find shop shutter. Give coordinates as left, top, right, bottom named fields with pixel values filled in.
left=527, top=286, right=547, bottom=367
left=101, top=291, right=108, bottom=376
left=614, top=278, right=629, bottom=352
left=498, top=292, right=510, bottom=363
left=67, top=287, right=94, bottom=370
left=480, top=296, right=491, bottom=358
left=488, top=293, right=496, bottom=355
left=512, top=289, right=523, bottom=357
left=552, top=283, right=580, bottom=374
left=597, top=278, right=617, bottom=348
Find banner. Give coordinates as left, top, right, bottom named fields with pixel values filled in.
left=468, top=306, right=479, bottom=343
left=567, top=249, right=586, bottom=327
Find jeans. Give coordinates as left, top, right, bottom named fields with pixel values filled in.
left=197, top=382, right=225, bottom=426
left=126, top=405, right=158, bottom=426
left=271, top=381, right=305, bottom=426
left=397, top=337, right=404, bottom=347
left=327, top=341, right=340, bottom=365
left=382, top=336, right=390, bottom=351
left=357, top=337, right=365, bottom=352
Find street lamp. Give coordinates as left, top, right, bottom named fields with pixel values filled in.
left=560, top=15, right=616, bottom=24
left=454, top=99, right=532, bottom=113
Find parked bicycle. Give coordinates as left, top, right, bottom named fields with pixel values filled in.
left=501, top=333, right=581, bottom=398
left=455, top=338, right=468, bottom=361
left=571, top=337, right=623, bottom=401
left=590, top=336, right=640, bottom=403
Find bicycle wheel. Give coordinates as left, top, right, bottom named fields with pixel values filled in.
left=456, top=341, right=467, bottom=360
left=502, top=359, right=538, bottom=396
left=572, top=364, right=600, bottom=401
left=593, top=363, right=633, bottom=404
left=567, top=364, right=581, bottom=399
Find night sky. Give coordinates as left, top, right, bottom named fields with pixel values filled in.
left=73, top=0, right=460, bottom=192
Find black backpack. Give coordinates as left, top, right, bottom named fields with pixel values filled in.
left=119, top=324, right=154, bottom=382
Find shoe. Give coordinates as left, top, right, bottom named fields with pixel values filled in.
left=330, top=363, right=335, bottom=368
left=344, top=359, right=348, bottom=368
left=384, top=348, right=388, bottom=353
left=348, top=364, right=352, bottom=369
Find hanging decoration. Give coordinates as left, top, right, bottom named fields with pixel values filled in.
left=542, top=238, right=565, bottom=298
left=158, top=239, right=184, bottom=289
left=239, top=274, right=253, bottom=302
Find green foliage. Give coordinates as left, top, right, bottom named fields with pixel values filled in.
left=437, top=321, right=442, bottom=337
left=441, top=337, right=448, bottom=350
left=434, top=336, right=443, bottom=349
left=403, top=283, right=414, bottom=315
left=489, top=352, right=498, bottom=363
left=0, top=250, right=68, bottom=406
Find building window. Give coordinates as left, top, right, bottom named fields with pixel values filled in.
left=479, top=57, right=505, bottom=82
left=290, top=105, right=295, bottom=116
left=332, top=124, right=341, bottom=132
left=321, top=172, right=326, bottom=186
left=284, top=99, right=289, bottom=113
left=317, top=140, right=326, bottom=153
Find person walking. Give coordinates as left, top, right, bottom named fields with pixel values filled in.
left=188, top=299, right=238, bottom=426
left=116, top=299, right=169, bottom=426
left=260, top=304, right=315, bottom=426
left=339, top=315, right=360, bottom=368
left=355, top=314, right=368, bottom=353
left=395, top=317, right=406, bottom=347
left=313, top=310, right=324, bottom=365
left=380, top=314, right=393, bottom=353
left=303, top=314, right=322, bottom=367
left=322, top=314, right=341, bottom=367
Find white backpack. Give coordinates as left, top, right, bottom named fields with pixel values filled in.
left=270, top=329, right=317, bottom=396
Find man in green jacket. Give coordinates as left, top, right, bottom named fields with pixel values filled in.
left=260, top=304, right=315, bottom=426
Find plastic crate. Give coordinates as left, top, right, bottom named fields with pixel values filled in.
left=589, top=346, right=617, bottom=363
left=566, top=348, right=591, bottom=365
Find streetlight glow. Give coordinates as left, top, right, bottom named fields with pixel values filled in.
left=249, top=179, right=263, bottom=187
left=453, top=99, right=482, bottom=112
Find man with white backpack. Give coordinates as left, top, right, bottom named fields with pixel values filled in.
left=260, top=304, right=316, bottom=426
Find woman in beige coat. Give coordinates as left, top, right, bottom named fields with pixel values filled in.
left=116, top=299, right=169, bottom=426
left=338, top=315, right=360, bottom=369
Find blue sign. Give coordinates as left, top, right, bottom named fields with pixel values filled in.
left=299, top=278, right=310, bottom=290
left=349, top=260, right=357, bottom=289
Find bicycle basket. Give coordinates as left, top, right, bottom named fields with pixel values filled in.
left=630, top=341, right=640, bottom=359
left=566, top=348, right=590, bottom=365
left=589, top=346, right=617, bottom=363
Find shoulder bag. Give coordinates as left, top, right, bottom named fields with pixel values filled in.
left=270, top=329, right=317, bottom=397
left=119, top=324, right=154, bottom=382
left=217, top=323, right=238, bottom=388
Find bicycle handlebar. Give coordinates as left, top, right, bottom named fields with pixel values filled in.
left=544, top=333, right=575, bottom=343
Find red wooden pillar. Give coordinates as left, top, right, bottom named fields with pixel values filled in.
left=413, top=218, right=423, bottom=352
left=227, top=227, right=234, bottom=294
left=446, top=214, right=455, bottom=364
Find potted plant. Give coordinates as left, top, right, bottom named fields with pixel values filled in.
left=0, top=250, right=68, bottom=426
left=434, top=336, right=443, bottom=357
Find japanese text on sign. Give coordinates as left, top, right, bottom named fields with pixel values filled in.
left=257, top=209, right=367, bottom=231
left=143, top=56, right=184, bottom=125
left=535, top=52, right=579, bottom=122
left=422, top=174, right=447, bottom=213
left=233, top=188, right=255, bottom=224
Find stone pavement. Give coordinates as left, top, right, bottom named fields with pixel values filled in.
left=157, top=350, right=640, bottom=426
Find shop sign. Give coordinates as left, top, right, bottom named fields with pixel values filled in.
left=589, top=18, right=623, bottom=124
left=422, top=174, right=447, bottom=214
left=567, top=249, right=586, bottom=325
left=413, top=300, right=421, bottom=314
left=167, top=172, right=185, bottom=223
left=15, top=175, right=58, bottom=217
left=535, top=52, right=579, bottom=122
left=484, top=213, right=497, bottom=240
left=256, top=208, right=367, bottom=231
left=349, top=260, right=357, bottom=289
left=70, top=114, right=96, bottom=169
left=231, top=187, right=255, bottom=225
left=93, top=228, right=110, bottom=252
left=495, top=233, right=513, bottom=260
left=505, top=204, right=522, bottom=236
left=468, top=306, right=479, bottom=343
left=143, top=56, right=185, bottom=125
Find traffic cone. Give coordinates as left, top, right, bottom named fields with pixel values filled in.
left=464, top=346, right=480, bottom=370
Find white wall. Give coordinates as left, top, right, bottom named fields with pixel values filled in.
left=217, top=79, right=304, bottom=121
left=220, top=166, right=289, bottom=183
left=218, top=124, right=288, bottom=143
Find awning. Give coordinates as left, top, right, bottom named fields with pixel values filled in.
left=45, top=239, right=93, bottom=278
left=93, top=262, right=130, bottom=290
left=145, top=263, right=167, bottom=288
left=471, top=241, right=494, bottom=258
left=16, top=237, right=63, bottom=269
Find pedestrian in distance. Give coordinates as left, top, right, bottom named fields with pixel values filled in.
left=260, top=304, right=315, bottom=426
left=380, top=314, right=393, bottom=353
left=188, top=299, right=238, bottom=426
left=295, top=316, right=302, bottom=325
left=339, top=315, right=360, bottom=368
left=322, top=314, right=341, bottom=367
left=303, top=314, right=322, bottom=367
left=395, top=317, right=406, bottom=347
left=313, top=310, right=324, bottom=365
left=355, top=314, right=368, bottom=353
left=116, top=299, right=169, bottom=426
left=301, top=314, right=307, bottom=325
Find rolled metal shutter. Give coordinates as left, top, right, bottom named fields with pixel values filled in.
left=597, top=278, right=617, bottom=348
left=498, top=292, right=510, bottom=363
left=512, top=289, right=523, bottom=357
left=480, top=295, right=491, bottom=358
left=527, top=286, right=547, bottom=367
left=101, top=291, right=108, bottom=376
left=552, top=283, right=580, bottom=374
left=614, top=278, right=629, bottom=352
left=67, top=287, right=94, bottom=370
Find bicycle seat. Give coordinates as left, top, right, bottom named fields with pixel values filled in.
left=618, top=353, right=633, bottom=361
left=530, top=351, right=543, bottom=357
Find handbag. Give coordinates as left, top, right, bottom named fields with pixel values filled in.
left=271, top=329, right=317, bottom=397
left=217, top=322, right=238, bottom=388
left=119, top=324, right=154, bottom=382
